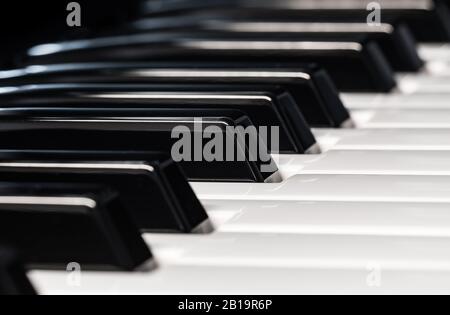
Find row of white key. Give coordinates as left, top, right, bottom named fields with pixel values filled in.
left=31, top=265, right=450, bottom=295
left=29, top=185, right=450, bottom=292
left=29, top=194, right=450, bottom=294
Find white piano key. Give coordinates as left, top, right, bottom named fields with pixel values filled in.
left=425, top=60, right=450, bottom=76
left=28, top=266, right=450, bottom=295
left=351, top=109, right=450, bottom=128
left=342, top=93, right=450, bottom=110
left=192, top=174, right=450, bottom=202
left=143, top=233, right=450, bottom=271
left=419, top=44, right=450, bottom=63
left=205, top=199, right=450, bottom=237
left=398, top=74, right=450, bottom=94
left=29, top=233, right=450, bottom=294
left=313, top=128, right=450, bottom=151
left=274, top=150, right=450, bottom=177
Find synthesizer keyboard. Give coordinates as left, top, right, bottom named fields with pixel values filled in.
left=1, top=0, right=450, bottom=295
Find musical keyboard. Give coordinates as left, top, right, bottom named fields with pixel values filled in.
left=2, top=0, right=450, bottom=295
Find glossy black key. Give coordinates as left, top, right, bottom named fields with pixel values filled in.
left=141, top=0, right=450, bottom=42
left=0, top=63, right=351, bottom=128
left=0, top=247, right=36, bottom=295
left=143, top=0, right=227, bottom=15
left=0, top=183, right=153, bottom=271
left=0, top=150, right=210, bottom=233
left=443, top=0, right=450, bottom=10
left=130, top=19, right=423, bottom=72
left=0, top=84, right=319, bottom=154
left=0, top=115, right=278, bottom=183
left=25, top=32, right=396, bottom=92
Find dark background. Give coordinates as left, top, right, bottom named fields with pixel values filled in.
left=0, top=1, right=142, bottom=67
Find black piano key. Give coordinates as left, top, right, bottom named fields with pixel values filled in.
left=380, top=23, right=424, bottom=72
left=142, top=0, right=226, bottom=15
left=0, top=151, right=210, bottom=234
left=0, top=183, right=153, bottom=271
left=442, top=0, right=450, bottom=10
left=129, top=19, right=423, bottom=72
left=234, top=24, right=424, bottom=72
left=24, top=33, right=397, bottom=92
left=0, top=247, right=36, bottom=295
left=0, top=84, right=319, bottom=154
left=153, top=0, right=450, bottom=43
left=0, top=115, right=278, bottom=183
left=0, top=63, right=350, bottom=128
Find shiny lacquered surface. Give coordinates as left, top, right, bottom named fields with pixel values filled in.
left=274, top=150, right=450, bottom=177
left=28, top=266, right=450, bottom=295
left=313, top=128, right=450, bottom=151
left=351, top=109, right=450, bottom=128
left=342, top=93, right=450, bottom=110
left=204, top=199, right=450, bottom=237
left=192, top=174, right=450, bottom=202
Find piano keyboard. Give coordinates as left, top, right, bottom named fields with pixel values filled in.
left=1, top=0, right=450, bottom=295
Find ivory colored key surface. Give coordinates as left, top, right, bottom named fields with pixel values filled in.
left=342, top=93, right=450, bottom=110
left=313, top=128, right=450, bottom=151
left=425, top=60, right=450, bottom=76
left=143, top=233, right=450, bottom=270
left=29, top=265, right=450, bottom=295
left=419, top=44, right=450, bottom=63
left=192, top=174, right=450, bottom=202
left=273, top=150, right=450, bottom=177
left=29, top=232, right=450, bottom=294
left=204, top=199, right=450, bottom=237
left=398, top=74, right=450, bottom=94
left=350, top=109, right=450, bottom=128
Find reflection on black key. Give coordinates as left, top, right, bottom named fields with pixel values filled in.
left=0, top=115, right=279, bottom=183
left=25, top=33, right=396, bottom=92
left=0, top=85, right=319, bottom=153
left=204, top=24, right=424, bottom=72
left=155, top=0, right=450, bottom=43
left=0, top=184, right=153, bottom=271
left=130, top=20, right=423, bottom=72
left=0, top=63, right=350, bottom=128
left=0, top=247, right=36, bottom=295
left=0, top=150, right=210, bottom=233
